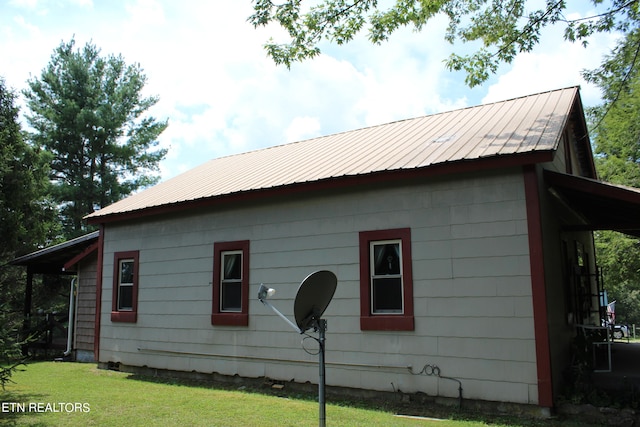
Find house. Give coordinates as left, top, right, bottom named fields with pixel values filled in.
left=25, top=86, right=640, bottom=411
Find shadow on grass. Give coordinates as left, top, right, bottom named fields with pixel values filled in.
left=121, top=371, right=586, bottom=427
left=0, top=389, right=49, bottom=427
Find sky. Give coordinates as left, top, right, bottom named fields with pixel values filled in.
left=0, top=0, right=622, bottom=181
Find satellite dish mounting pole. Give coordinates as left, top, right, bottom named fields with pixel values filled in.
left=316, top=318, right=327, bottom=427
left=258, top=271, right=337, bottom=427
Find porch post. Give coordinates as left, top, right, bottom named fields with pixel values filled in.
left=22, top=266, right=33, bottom=356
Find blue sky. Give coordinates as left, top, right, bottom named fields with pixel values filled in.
left=1, top=0, right=620, bottom=181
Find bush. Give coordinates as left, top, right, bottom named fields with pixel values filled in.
left=0, top=303, right=27, bottom=389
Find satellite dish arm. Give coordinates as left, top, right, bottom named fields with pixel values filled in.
left=259, top=298, right=302, bottom=334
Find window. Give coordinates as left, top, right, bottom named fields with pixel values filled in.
left=212, top=241, right=249, bottom=326
left=371, top=240, right=403, bottom=313
left=118, top=259, right=135, bottom=310
left=221, top=251, right=242, bottom=311
left=111, top=251, right=139, bottom=322
left=359, top=228, right=414, bottom=331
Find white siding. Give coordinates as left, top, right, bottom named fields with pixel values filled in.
left=99, top=168, right=537, bottom=404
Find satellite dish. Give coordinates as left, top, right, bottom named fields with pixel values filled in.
left=294, top=270, right=337, bottom=332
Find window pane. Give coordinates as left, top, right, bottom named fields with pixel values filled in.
left=373, top=243, right=400, bottom=275
left=223, top=253, right=242, bottom=280
left=118, top=285, right=133, bottom=311
left=120, top=260, right=134, bottom=284
left=221, top=281, right=242, bottom=311
left=372, top=277, right=402, bottom=313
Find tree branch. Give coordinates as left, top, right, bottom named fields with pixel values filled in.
left=559, top=0, right=638, bottom=25
left=590, top=34, right=640, bottom=133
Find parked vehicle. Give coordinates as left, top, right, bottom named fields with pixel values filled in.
left=613, top=324, right=630, bottom=340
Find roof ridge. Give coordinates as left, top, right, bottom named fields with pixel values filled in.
left=208, top=86, right=581, bottom=162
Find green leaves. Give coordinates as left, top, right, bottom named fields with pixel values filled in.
left=250, top=0, right=379, bottom=67
left=250, top=0, right=639, bottom=87
left=0, top=79, right=57, bottom=387
left=446, top=50, right=498, bottom=87
left=587, top=22, right=640, bottom=326
left=0, top=78, right=57, bottom=254
left=23, top=38, right=168, bottom=236
left=0, top=301, right=27, bottom=390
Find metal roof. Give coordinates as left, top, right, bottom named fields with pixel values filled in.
left=86, top=86, right=581, bottom=221
left=11, top=231, right=99, bottom=273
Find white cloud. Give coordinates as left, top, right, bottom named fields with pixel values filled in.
left=11, top=14, right=40, bottom=36
left=482, top=43, right=609, bottom=106
left=0, top=1, right=622, bottom=181
left=124, top=0, right=165, bottom=27
left=70, top=0, right=92, bottom=7
left=482, top=9, right=621, bottom=107
left=8, top=0, right=40, bottom=9
left=285, top=116, right=322, bottom=143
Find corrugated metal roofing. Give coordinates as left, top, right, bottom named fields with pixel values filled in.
left=86, top=86, right=579, bottom=220
left=11, top=230, right=99, bottom=267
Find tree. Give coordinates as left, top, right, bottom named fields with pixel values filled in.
left=249, top=0, right=639, bottom=87
left=23, top=38, right=168, bottom=237
left=586, top=28, right=640, bottom=326
left=595, top=230, right=640, bottom=325
left=0, top=78, right=57, bottom=256
left=0, top=77, right=57, bottom=387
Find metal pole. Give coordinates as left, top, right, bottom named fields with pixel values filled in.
left=317, top=319, right=327, bottom=427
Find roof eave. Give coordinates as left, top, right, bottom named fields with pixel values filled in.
left=87, top=150, right=555, bottom=226
left=568, top=90, right=597, bottom=178
left=11, top=231, right=100, bottom=266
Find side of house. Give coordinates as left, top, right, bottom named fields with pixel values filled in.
left=98, top=167, right=542, bottom=404
left=88, top=87, right=626, bottom=410
left=74, top=253, right=97, bottom=362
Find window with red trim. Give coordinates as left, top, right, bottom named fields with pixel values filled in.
left=212, top=240, right=249, bottom=326
left=359, top=228, right=414, bottom=331
left=111, top=251, right=139, bottom=323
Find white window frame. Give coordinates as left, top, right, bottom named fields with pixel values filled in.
left=117, top=258, right=135, bottom=311
left=369, top=239, right=404, bottom=314
left=220, top=250, right=243, bottom=313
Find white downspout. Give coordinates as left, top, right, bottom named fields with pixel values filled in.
left=64, top=277, right=77, bottom=357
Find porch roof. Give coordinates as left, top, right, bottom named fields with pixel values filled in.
left=545, top=170, right=640, bottom=238
left=10, top=231, right=99, bottom=274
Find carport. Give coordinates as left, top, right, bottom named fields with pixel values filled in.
left=545, top=169, right=640, bottom=386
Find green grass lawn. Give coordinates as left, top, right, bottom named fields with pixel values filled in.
left=0, top=362, right=580, bottom=427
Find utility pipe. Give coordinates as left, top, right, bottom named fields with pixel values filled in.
left=63, top=278, right=77, bottom=357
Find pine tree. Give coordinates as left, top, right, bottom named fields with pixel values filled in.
left=23, top=38, right=168, bottom=237
left=0, top=77, right=57, bottom=387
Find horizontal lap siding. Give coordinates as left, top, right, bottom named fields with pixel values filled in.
left=99, top=168, right=537, bottom=404
left=75, top=256, right=97, bottom=354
